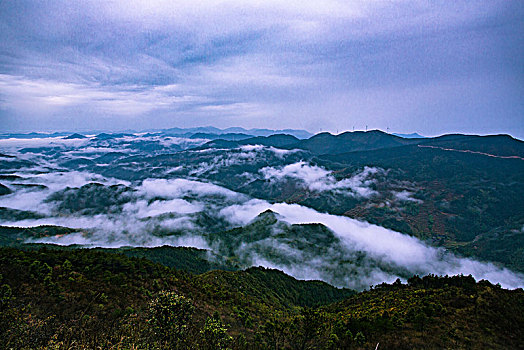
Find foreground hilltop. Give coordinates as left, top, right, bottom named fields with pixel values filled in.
left=1, top=246, right=522, bottom=349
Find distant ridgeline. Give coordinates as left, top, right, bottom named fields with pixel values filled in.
left=0, top=126, right=314, bottom=140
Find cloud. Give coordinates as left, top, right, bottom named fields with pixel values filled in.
left=0, top=136, right=89, bottom=151
left=239, top=144, right=299, bottom=158
left=156, top=136, right=210, bottom=149
left=2, top=168, right=523, bottom=290
left=261, top=162, right=380, bottom=197
left=123, top=198, right=203, bottom=218
left=20, top=214, right=210, bottom=249
left=187, top=150, right=261, bottom=176
left=0, top=170, right=129, bottom=215
left=1, top=136, right=523, bottom=290
left=4, top=176, right=245, bottom=247
left=180, top=145, right=299, bottom=176
left=137, top=178, right=246, bottom=201
left=0, top=74, right=207, bottom=116
left=67, top=146, right=129, bottom=154
left=159, top=217, right=198, bottom=231
left=219, top=200, right=524, bottom=289
left=0, top=189, right=55, bottom=216
left=393, top=190, right=423, bottom=203
left=266, top=146, right=299, bottom=158
left=1, top=1, right=522, bottom=136
left=2, top=175, right=248, bottom=249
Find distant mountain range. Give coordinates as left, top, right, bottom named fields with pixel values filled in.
left=160, top=126, right=313, bottom=139
left=0, top=127, right=313, bottom=140
left=198, top=129, right=524, bottom=158
left=5, top=128, right=521, bottom=155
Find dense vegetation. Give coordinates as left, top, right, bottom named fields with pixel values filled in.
left=319, top=143, right=524, bottom=271
left=1, top=246, right=522, bottom=349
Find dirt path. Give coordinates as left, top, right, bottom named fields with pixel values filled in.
left=418, top=145, right=524, bottom=160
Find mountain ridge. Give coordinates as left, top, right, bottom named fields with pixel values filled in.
left=192, top=129, right=523, bottom=158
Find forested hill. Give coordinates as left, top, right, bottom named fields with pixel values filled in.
left=200, top=130, right=524, bottom=158
left=1, top=247, right=522, bottom=349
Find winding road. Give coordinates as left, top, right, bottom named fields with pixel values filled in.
left=418, top=144, right=524, bottom=160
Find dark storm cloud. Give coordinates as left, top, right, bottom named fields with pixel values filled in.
left=0, top=1, right=522, bottom=137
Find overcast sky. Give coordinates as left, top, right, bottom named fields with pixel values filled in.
left=0, top=1, right=522, bottom=137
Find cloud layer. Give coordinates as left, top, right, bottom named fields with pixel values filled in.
left=261, top=162, right=380, bottom=197
left=2, top=162, right=521, bottom=290
left=0, top=1, right=522, bottom=137
left=219, top=200, right=524, bottom=289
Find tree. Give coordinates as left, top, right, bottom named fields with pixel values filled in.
left=354, top=331, right=366, bottom=346
left=290, top=308, right=325, bottom=350
left=200, top=312, right=232, bottom=350
left=260, top=319, right=286, bottom=350
left=0, top=283, right=12, bottom=311
left=147, top=291, right=194, bottom=347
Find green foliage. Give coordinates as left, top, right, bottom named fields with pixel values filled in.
left=114, top=245, right=238, bottom=273
left=45, top=182, right=132, bottom=215
left=289, top=308, right=327, bottom=350
left=147, top=291, right=194, bottom=346
left=0, top=283, right=12, bottom=309
left=320, top=143, right=524, bottom=272
left=0, top=247, right=522, bottom=349
left=200, top=312, right=233, bottom=350
left=354, top=331, right=365, bottom=346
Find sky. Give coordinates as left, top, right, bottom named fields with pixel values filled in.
left=0, top=0, right=522, bottom=137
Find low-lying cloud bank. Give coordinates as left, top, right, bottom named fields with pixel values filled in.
left=180, top=144, right=301, bottom=177
left=0, top=170, right=129, bottom=215
left=2, top=173, right=521, bottom=290
left=138, top=178, right=246, bottom=201
left=261, top=162, right=380, bottom=197
left=1, top=140, right=522, bottom=291
left=220, top=200, right=524, bottom=290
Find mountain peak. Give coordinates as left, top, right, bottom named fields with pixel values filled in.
left=392, top=132, right=426, bottom=139
left=63, top=133, right=86, bottom=139
left=254, top=209, right=279, bottom=222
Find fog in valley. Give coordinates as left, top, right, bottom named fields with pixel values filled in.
left=1, top=132, right=522, bottom=290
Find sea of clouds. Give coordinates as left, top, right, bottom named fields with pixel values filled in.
left=0, top=136, right=523, bottom=290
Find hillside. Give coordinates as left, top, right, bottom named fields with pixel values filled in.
left=287, top=130, right=417, bottom=155
left=0, top=247, right=522, bottom=349
left=419, top=134, right=524, bottom=158
left=240, top=134, right=300, bottom=148
left=194, top=131, right=524, bottom=159
left=317, top=144, right=524, bottom=271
